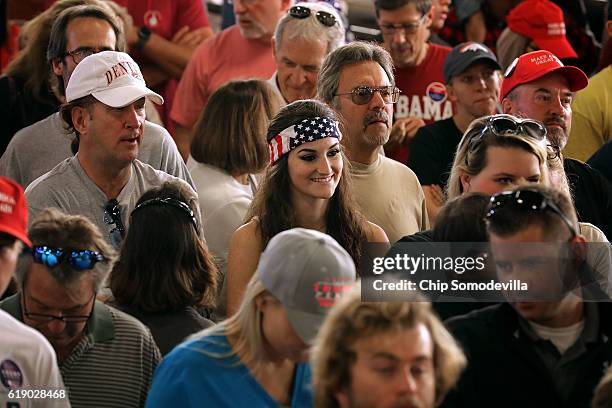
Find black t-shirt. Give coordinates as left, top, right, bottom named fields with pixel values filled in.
left=564, top=158, right=612, bottom=238
left=407, top=117, right=463, bottom=188
left=0, top=75, right=59, bottom=156
left=587, top=141, right=612, bottom=185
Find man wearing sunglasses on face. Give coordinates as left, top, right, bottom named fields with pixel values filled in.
left=268, top=3, right=344, bottom=106
left=24, top=51, right=198, bottom=249
left=375, top=0, right=454, bottom=165
left=0, top=178, right=70, bottom=408
left=171, top=0, right=291, bottom=159
left=0, top=3, right=192, bottom=190
left=442, top=184, right=612, bottom=408
left=501, top=50, right=612, bottom=240
left=318, top=42, right=428, bottom=243
left=0, top=208, right=161, bottom=408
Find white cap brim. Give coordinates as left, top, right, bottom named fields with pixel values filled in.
left=92, top=84, right=164, bottom=108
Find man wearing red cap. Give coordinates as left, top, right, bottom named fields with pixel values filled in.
left=0, top=177, right=69, bottom=408
left=501, top=50, right=612, bottom=239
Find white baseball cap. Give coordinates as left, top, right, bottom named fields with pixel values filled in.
left=66, top=51, right=163, bottom=107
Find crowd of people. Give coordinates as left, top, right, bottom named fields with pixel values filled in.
left=0, top=0, right=611, bottom=407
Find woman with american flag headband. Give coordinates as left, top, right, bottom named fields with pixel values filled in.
left=225, top=99, right=388, bottom=316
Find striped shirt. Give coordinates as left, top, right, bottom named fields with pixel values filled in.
left=1, top=295, right=161, bottom=407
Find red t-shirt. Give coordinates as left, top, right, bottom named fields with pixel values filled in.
left=389, top=43, right=454, bottom=164
left=45, top=0, right=210, bottom=134
left=171, top=25, right=276, bottom=129
left=115, top=0, right=210, bottom=135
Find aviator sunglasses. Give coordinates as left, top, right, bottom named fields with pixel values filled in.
left=334, top=85, right=401, bottom=105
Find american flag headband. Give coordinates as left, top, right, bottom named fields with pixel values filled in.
left=268, top=116, right=342, bottom=164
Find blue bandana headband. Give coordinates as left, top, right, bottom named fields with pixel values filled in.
left=268, top=116, right=342, bottom=164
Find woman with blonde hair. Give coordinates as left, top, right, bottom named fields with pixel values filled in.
left=225, top=99, right=388, bottom=315
left=187, top=79, right=280, bottom=316
left=145, top=228, right=357, bottom=407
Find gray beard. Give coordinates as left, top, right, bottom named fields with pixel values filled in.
left=546, top=127, right=568, bottom=151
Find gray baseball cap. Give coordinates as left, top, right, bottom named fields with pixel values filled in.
left=257, top=228, right=357, bottom=345
left=444, top=42, right=501, bottom=83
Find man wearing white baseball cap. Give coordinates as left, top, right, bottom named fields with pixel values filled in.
left=25, top=51, right=198, bottom=248
left=147, top=228, right=357, bottom=407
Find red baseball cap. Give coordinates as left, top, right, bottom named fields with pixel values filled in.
left=507, top=0, right=577, bottom=60
left=0, top=177, right=31, bottom=247
left=499, top=50, right=588, bottom=102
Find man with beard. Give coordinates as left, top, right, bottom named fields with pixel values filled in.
left=408, top=42, right=501, bottom=223
left=312, top=288, right=466, bottom=408
left=375, top=0, right=453, bottom=164
left=501, top=50, right=612, bottom=239
left=443, top=184, right=612, bottom=408
left=171, top=0, right=291, bottom=159
left=318, top=42, right=428, bottom=243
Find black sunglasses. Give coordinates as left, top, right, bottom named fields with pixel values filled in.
left=103, top=199, right=126, bottom=245
left=27, top=245, right=105, bottom=271
left=289, top=5, right=337, bottom=27
left=467, top=115, right=547, bottom=155
left=22, top=291, right=96, bottom=323
left=486, top=189, right=577, bottom=238
left=334, top=86, right=401, bottom=105
left=131, top=197, right=198, bottom=229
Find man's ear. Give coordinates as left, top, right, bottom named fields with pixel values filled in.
left=52, top=58, right=64, bottom=77
left=501, top=97, right=514, bottom=115
left=569, top=234, right=587, bottom=267
left=71, top=106, right=91, bottom=136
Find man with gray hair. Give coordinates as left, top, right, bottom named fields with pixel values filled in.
left=270, top=2, right=344, bottom=105
left=0, top=208, right=160, bottom=407
left=318, top=41, right=428, bottom=243
left=0, top=2, right=191, bottom=189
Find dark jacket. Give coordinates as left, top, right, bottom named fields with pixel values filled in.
left=442, top=302, right=612, bottom=408
left=564, top=158, right=612, bottom=238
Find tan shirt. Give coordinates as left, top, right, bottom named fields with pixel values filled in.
left=350, top=155, right=429, bottom=243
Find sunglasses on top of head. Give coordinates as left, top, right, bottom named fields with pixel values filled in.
left=289, top=5, right=337, bottom=27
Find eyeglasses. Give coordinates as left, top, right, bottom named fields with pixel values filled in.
left=28, top=245, right=105, bottom=271
left=289, top=5, right=337, bottom=27
left=467, top=115, right=547, bottom=155
left=22, top=292, right=95, bottom=324
left=486, top=189, right=577, bottom=238
left=334, top=86, right=401, bottom=105
left=63, top=47, right=109, bottom=65
left=379, top=15, right=427, bottom=36
left=131, top=197, right=198, bottom=229
left=103, top=199, right=126, bottom=245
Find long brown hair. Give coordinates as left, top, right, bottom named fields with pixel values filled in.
left=109, top=182, right=217, bottom=312
left=247, top=100, right=368, bottom=266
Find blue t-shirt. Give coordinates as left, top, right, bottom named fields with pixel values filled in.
left=145, top=334, right=313, bottom=407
